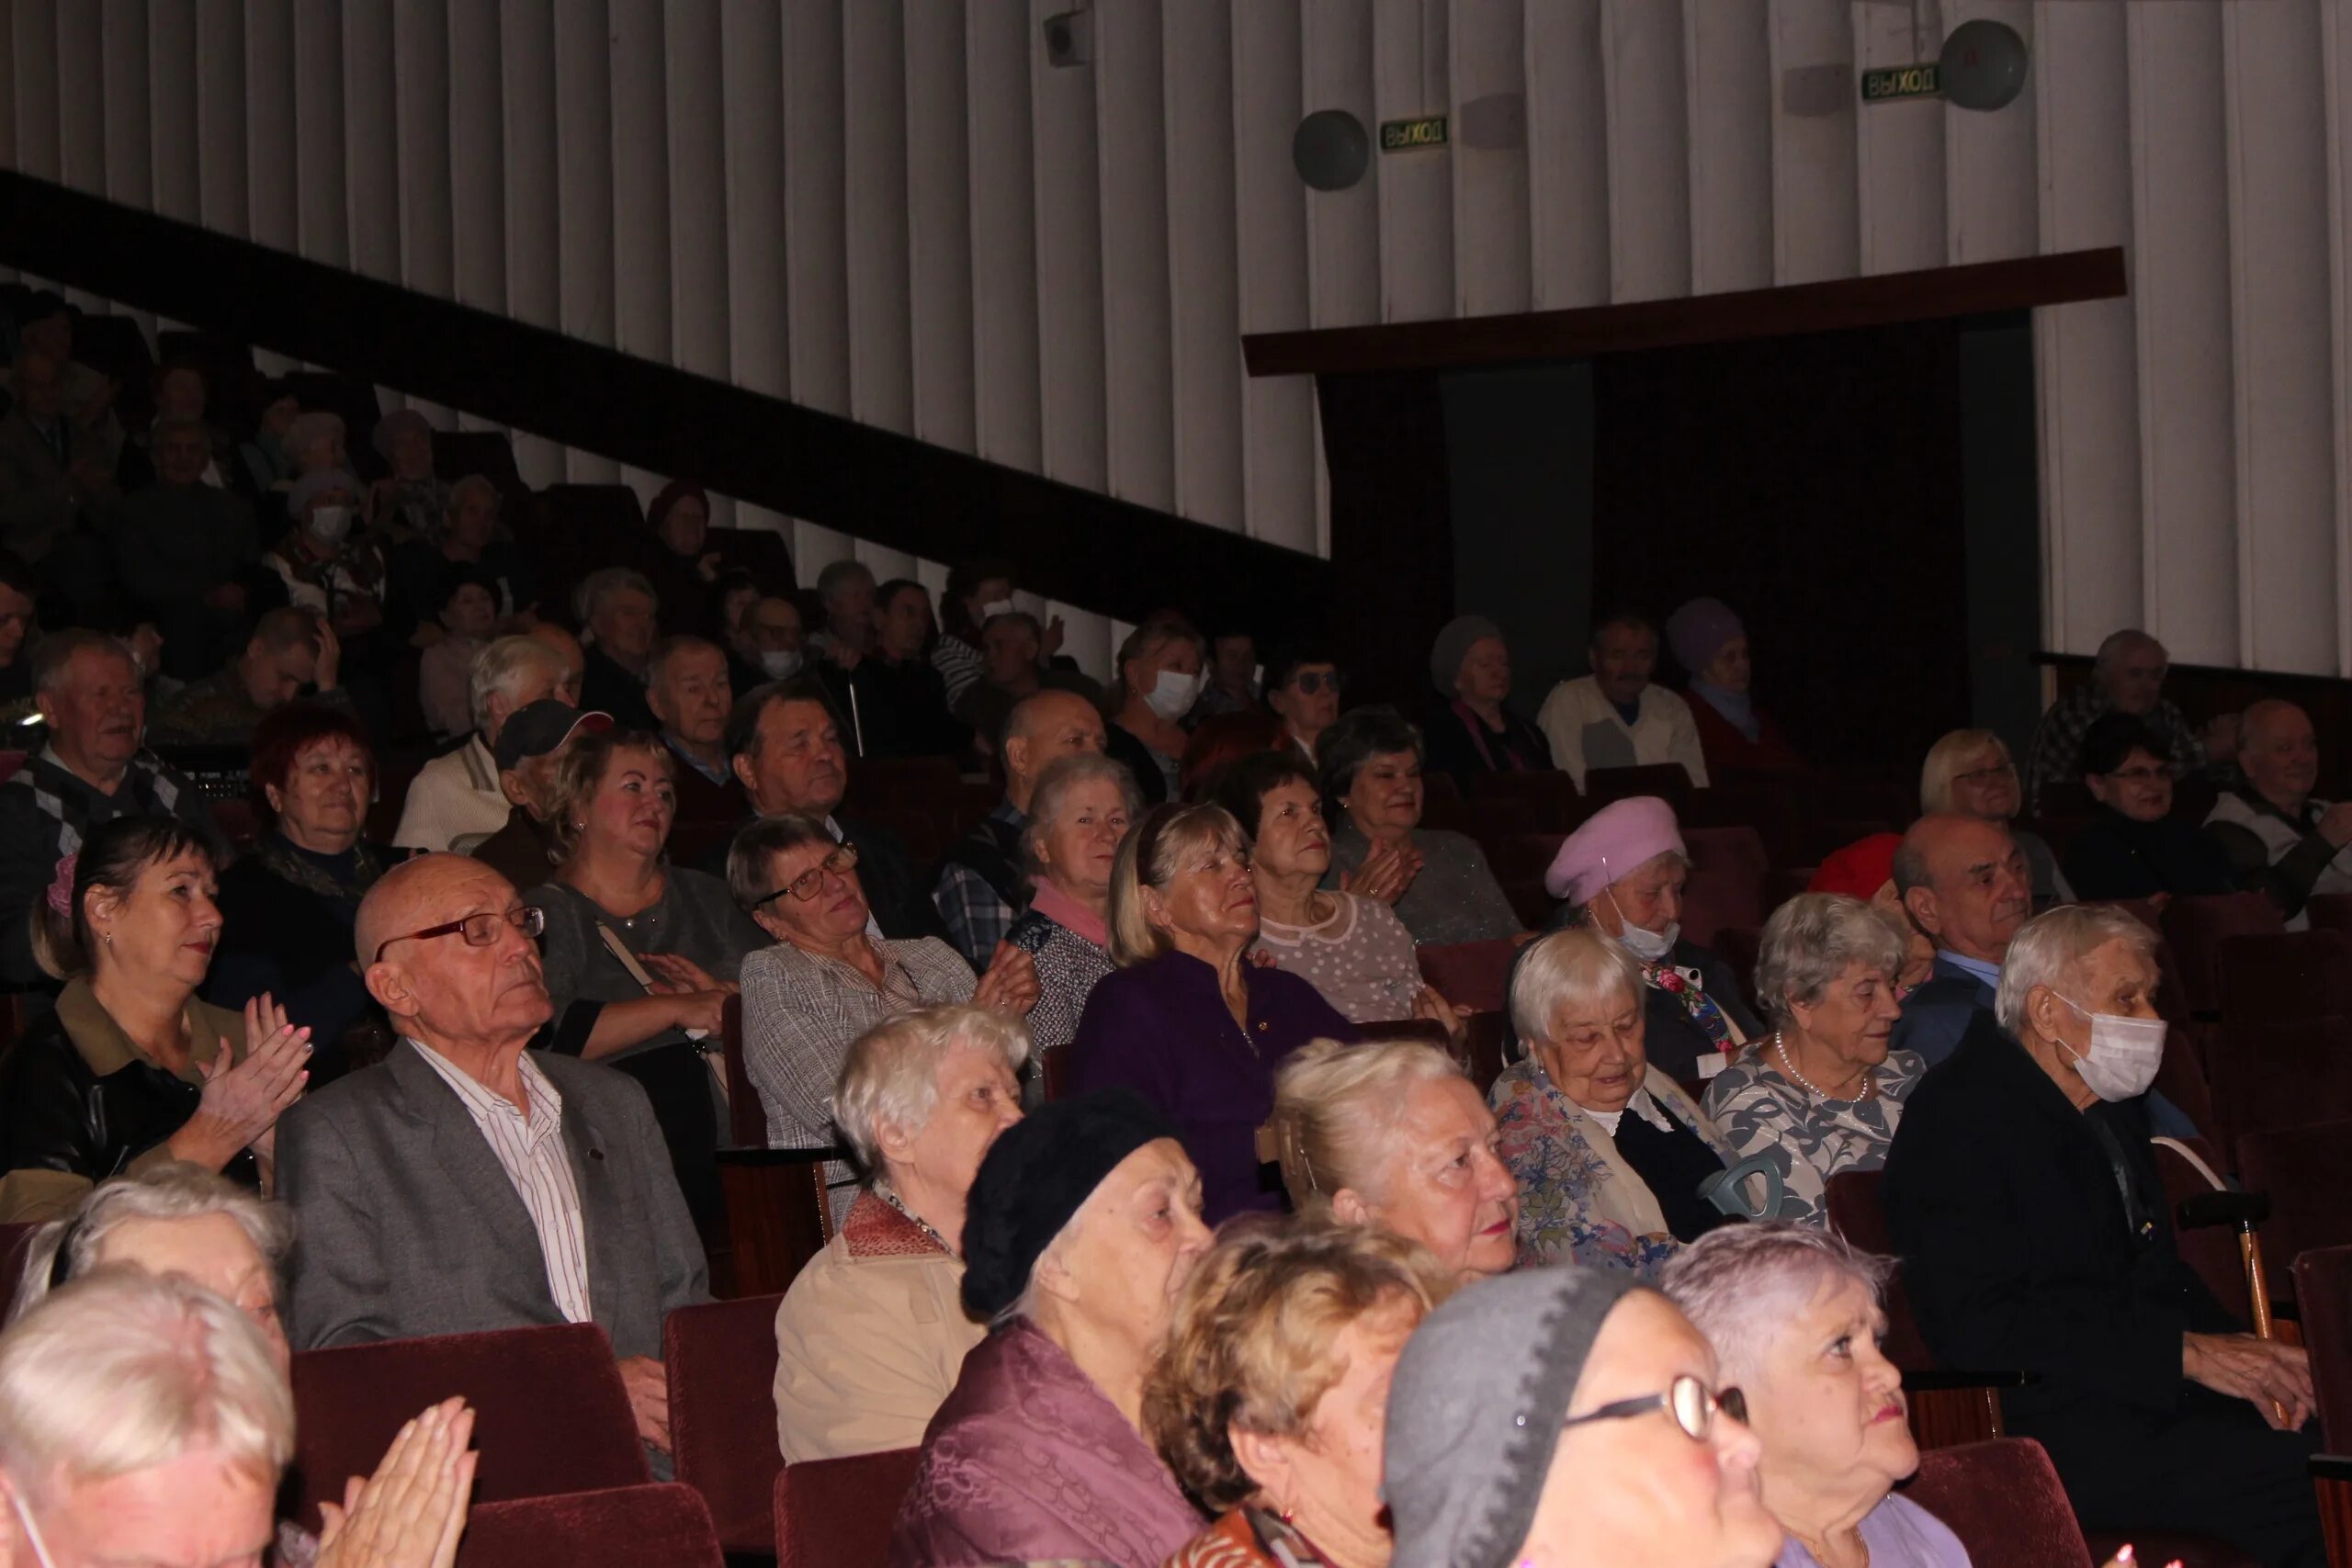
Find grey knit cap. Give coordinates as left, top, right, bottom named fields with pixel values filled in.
left=1430, top=615, right=1506, bottom=696
left=1384, top=1266, right=1641, bottom=1568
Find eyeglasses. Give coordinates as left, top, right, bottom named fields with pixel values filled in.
left=755, top=843, right=861, bottom=907
left=1954, top=764, right=2017, bottom=786
left=372, top=904, right=545, bottom=964
left=1290, top=671, right=1342, bottom=695
left=1561, top=1373, right=1747, bottom=1443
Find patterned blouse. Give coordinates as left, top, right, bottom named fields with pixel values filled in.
left=1700, top=1043, right=1928, bottom=1227
left=1250, top=892, right=1425, bottom=1024
left=1006, top=908, right=1114, bottom=1060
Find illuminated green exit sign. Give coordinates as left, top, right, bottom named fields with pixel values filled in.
left=1379, top=116, right=1449, bottom=152
left=1861, top=62, right=1941, bottom=102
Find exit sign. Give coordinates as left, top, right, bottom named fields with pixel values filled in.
left=1379, top=116, right=1448, bottom=152
left=1861, top=62, right=1941, bottom=102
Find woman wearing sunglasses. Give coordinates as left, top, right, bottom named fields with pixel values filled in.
left=1265, top=642, right=1345, bottom=764
left=731, top=813, right=1037, bottom=1221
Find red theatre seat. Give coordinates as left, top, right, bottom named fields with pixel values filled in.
left=1679, top=825, right=1769, bottom=950
left=1416, top=939, right=1521, bottom=1017
left=2163, top=894, right=2286, bottom=1017
left=457, top=1483, right=723, bottom=1568
left=775, top=1447, right=922, bottom=1568
left=288, top=1323, right=649, bottom=1530
left=665, top=1293, right=786, bottom=1554
left=1901, top=1439, right=2090, bottom=1568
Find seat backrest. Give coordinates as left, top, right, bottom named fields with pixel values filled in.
left=288, top=1323, right=649, bottom=1529
left=1679, top=825, right=1769, bottom=949
left=2241, top=1121, right=2352, bottom=1300
left=1583, top=763, right=1694, bottom=807
left=2218, top=929, right=2352, bottom=1026
left=2150, top=1135, right=2255, bottom=1323
left=1900, top=1438, right=2093, bottom=1568
left=1824, top=1171, right=1932, bottom=1370
left=2208, top=1014, right=2352, bottom=1153
left=2294, top=1245, right=2352, bottom=1450
left=458, top=1483, right=723, bottom=1568
left=2305, top=893, right=2352, bottom=934
left=0, top=1223, right=40, bottom=1321
left=1416, top=939, right=1521, bottom=1016
left=665, top=1294, right=786, bottom=1553
left=2162, top=893, right=2287, bottom=1016
left=1711, top=925, right=1764, bottom=1017
left=1465, top=769, right=1581, bottom=823
left=774, top=1447, right=922, bottom=1568
left=715, top=1149, right=837, bottom=1298
left=719, top=994, right=764, bottom=1148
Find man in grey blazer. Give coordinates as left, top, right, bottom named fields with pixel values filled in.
left=277, top=853, right=709, bottom=1458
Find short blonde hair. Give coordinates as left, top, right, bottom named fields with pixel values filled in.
left=0, top=1268, right=294, bottom=1509
left=544, top=730, right=673, bottom=865
left=1753, top=893, right=1904, bottom=1030
left=1271, top=1039, right=1468, bottom=1213
left=1508, top=925, right=1645, bottom=1046
left=1919, top=728, right=2011, bottom=815
left=14, top=1164, right=291, bottom=1325
left=1143, top=1214, right=1452, bottom=1512
left=1106, top=802, right=1248, bottom=966
left=833, top=1006, right=1033, bottom=1176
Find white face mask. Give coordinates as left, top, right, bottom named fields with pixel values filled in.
left=1602, top=873, right=1679, bottom=962
left=2051, top=992, right=2167, bottom=1101
left=978, top=598, right=1017, bottom=623
left=1144, top=667, right=1204, bottom=721
left=307, top=503, right=352, bottom=546
left=760, top=649, right=803, bottom=679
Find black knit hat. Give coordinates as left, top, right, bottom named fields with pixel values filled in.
left=960, top=1088, right=1178, bottom=1320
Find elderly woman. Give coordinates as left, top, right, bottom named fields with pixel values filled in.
left=1318, top=706, right=1521, bottom=946
left=1148, top=1217, right=1453, bottom=1568
left=1383, top=1269, right=1782, bottom=1568
left=526, top=728, right=761, bottom=1230
left=1701, top=895, right=1924, bottom=1229
left=267, top=468, right=387, bottom=640
left=1272, top=1039, right=1518, bottom=1282
left=1884, top=903, right=2323, bottom=1567
left=1807, top=834, right=1935, bottom=996
left=639, top=479, right=721, bottom=637
left=0, top=818, right=309, bottom=1221
left=1543, top=796, right=1761, bottom=1078
left=2062, top=713, right=2235, bottom=902
left=1920, top=728, right=2071, bottom=908
left=367, top=407, right=451, bottom=539
left=1006, top=754, right=1136, bottom=1070
left=1667, top=597, right=1803, bottom=774
left=1105, top=618, right=1206, bottom=805
left=1665, top=1224, right=1966, bottom=1568
left=1492, top=927, right=1767, bottom=1278
left=1422, top=615, right=1553, bottom=787
left=207, top=703, right=386, bottom=1078
left=890, top=1089, right=1212, bottom=1566
left=1265, top=642, right=1343, bottom=763
left=1069, top=801, right=1354, bottom=1224
left=773, top=1006, right=1026, bottom=1461
left=282, top=409, right=347, bottom=480
left=416, top=566, right=499, bottom=738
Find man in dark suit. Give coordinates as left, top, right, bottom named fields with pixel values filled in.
left=1885, top=903, right=2320, bottom=1566
left=277, top=853, right=708, bottom=1463
left=1887, top=812, right=2032, bottom=1067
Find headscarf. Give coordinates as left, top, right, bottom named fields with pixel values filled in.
left=1429, top=615, right=1505, bottom=696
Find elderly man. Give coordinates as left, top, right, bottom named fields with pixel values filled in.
left=2025, top=629, right=2229, bottom=814
left=820, top=579, right=966, bottom=758
left=277, top=852, right=708, bottom=1461
left=148, top=607, right=354, bottom=746
left=1535, top=610, right=1706, bottom=789
left=574, top=567, right=660, bottom=730
left=1887, top=813, right=2032, bottom=1067
left=809, top=558, right=877, bottom=668
left=1884, top=904, right=2322, bottom=1566
left=933, top=690, right=1108, bottom=969
left=393, top=634, right=573, bottom=852
left=644, top=634, right=741, bottom=821
left=0, top=347, right=117, bottom=564
left=715, top=677, right=946, bottom=941
left=0, top=631, right=224, bottom=983
left=471, top=701, right=612, bottom=888
left=956, top=612, right=1100, bottom=758
left=2206, top=698, right=2352, bottom=930
left=105, top=414, right=259, bottom=681
left=725, top=592, right=803, bottom=695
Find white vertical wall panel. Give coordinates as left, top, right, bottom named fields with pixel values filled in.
left=551, top=0, right=620, bottom=483
left=842, top=0, right=912, bottom=437
left=1600, top=0, right=1690, bottom=303
left=291, top=4, right=346, bottom=269
left=13, top=3, right=60, bottom=182
left=1524, top=0, right=1611, bottom=310
left=608, top=0, right=671, bottom=367
left=664, top=0, right=728, bottom=383
left=1163, top=0, right=1245, bottom=533
left=903, top=0, right=977, bottom=457
left=196, top=0, right=247, bottom=236
left=1030, top=0, right=1108, bottom=493
left=1372, top=0, right=1452, bottom=322
left=497, top=0, right=560, bottom=490
left=1942, top=0, right=2037, bottom=265
left=2328, top=2, right=2352, bottom=671
left=99, top=1, right=152, bottom=215
left=1449, top=0, right=1529, bottom=316
left=0, top=3, right=17, bottom=178
left=342, top=0, right=396, bottom=279
left=1682, top=0, right=1772, bottom=297
left=1301, top=0, right=1381, bottom=328
left=242, top=2, right=294, bottom=252
left=1765, top=0, right=1858, bottom=287
left=447, top=0, right=506, bottom=317
left=147, top=3, right=197, bottom=222
left=966, top=0, right=1043, bottom=472
left=1095, top=0, right=1176, bottom=511
left=55, top=2, right=101, bottom=197
left=1233, top=0, right=1317, bottom=555
left=1852, top=1, right=1945, bottom=276
left=781, top=0, right=848, bottom=419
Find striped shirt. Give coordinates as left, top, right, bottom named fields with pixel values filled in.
left=408, top=1041, right=594, bottom=1325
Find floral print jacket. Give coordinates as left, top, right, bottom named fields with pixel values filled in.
left=1700, top=1045, right=1928, bottom=1226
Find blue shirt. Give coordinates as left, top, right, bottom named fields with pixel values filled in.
left=1935, top=949, right=2003, bottom=994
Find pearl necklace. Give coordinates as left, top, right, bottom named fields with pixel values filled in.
left=1772, top=1032, right=1875, bottom=1104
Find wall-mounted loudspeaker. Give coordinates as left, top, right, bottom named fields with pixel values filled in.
left=1939, top=18, right=2028, bottom=111
left=1293, top=109, right=1371, bottom=192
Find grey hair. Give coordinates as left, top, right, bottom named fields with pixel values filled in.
left=449, top=473, right=500, bottom=513
left=832, top=1005, right=1033, bottom=1177
left=1754, top=893, right=1904, bottom=1030
left=1508, top=925, right=1645, bottom=1047
left=816, top=558, right=876, bottom=602
left=1271, top=1038, right=1468, bottom=1213
left=29, top=630, right=134, bottom=697
left=1661, top=1221, right=1894, bottom=1381
left=1994, top=902, right=2161, bottom=1038
left=724, top=811, right=840, bottom=912
left=1023, top=753, right=1142, bottom=875
left=647, top=634, right=723, bottom=691
left=468, top=634, right=566, bottom=732
left=573, top=567, right=656, bottom=631
left=2091, top=628, right=2161, bottom=677
left=13, top=1164, right=292, bottom=1325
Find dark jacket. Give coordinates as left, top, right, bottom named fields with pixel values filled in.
left=1888, top=953, right=1996, bottom=1069
left=1103, top=721, right=1172, bottom=807
left=2062, top=806, right=2237, bottom=902
left=204, top=836, right=384, bottom=1084
left=1421, top=695, right=1553, bottom=788
left=662, top=739, right=744, bottom=825
left=580, top=646, right=659, bottom=732
left=1642, top=936, right=1760, bottom=1081
left=819, top=655, right=968, bottom=759
left=471, top=806, right=559, bottom=895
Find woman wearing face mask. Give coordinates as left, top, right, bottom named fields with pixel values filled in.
left=1883, top=904, right=2325, bottom=1568
left=267, top=468, right=387, bottom=643
left=1542, top=797, right=1760, bottom=1080
left=1105, top=619, right=1208, bottom=807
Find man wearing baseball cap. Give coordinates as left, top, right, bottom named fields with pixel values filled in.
left=469, top=699, right=611, bottom=890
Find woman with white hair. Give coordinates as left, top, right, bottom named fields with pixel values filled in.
left=1702, top=895, right=1925, bottom=1227
left=1918, top=729, right=2071, bottom=908
left=772, top=1006, right=1026, bottom=1462
left=1884, top=903, right=2323, bottom=1567
left=1271, top=1039, right=1519, bottom=1283
left=1004, top=753, right=1137, bottom=1071
left=1665, top=1224, right=1967, bottom=1568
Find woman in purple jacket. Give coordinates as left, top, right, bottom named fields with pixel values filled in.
left=1069, top=801, right=1355, bottom=1224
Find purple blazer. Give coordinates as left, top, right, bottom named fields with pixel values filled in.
left=1068, top=949, right=1355, bottom=1224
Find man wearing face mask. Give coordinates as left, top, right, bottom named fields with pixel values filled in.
left=1884, top=904, right=2324, bottom=1568
left=724, top=593, right=804, bottom=696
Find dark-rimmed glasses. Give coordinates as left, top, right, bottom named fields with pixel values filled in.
left=1561, top=1374, right=1746, bottom=1442
left=372, top=905, right=546, bottom=964
left=1289, top=670, right=1342, bottom=695
left=754, top=843, right=861, bottom=908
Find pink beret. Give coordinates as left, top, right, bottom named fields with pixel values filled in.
left=1544, top=796, right=1688, bottom=904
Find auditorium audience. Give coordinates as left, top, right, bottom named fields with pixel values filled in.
left=1700, top=895, right=1921, bottom=1229
left=820, top=577, right=966, bottom=758
left=890, top=1089, right=1212, bottom=1567
left=0, top=631, right=224, bottom=984
left=1919, top=728, right=2072, bottom=907
left=389, top=472, right=537, bottom=626
left=1070, top=801, right=1355, bottom=1224
left=365, top=407, right=450, bottom=539
left=643, top=634, right=741, bottom=822
left=1806, top=833, right=1936, bottom=995
left=1148, top=1216, right=1452, bottom=1568
left=1422, top=614, right=1554, bottom=787
left=575, top=566, right=661, bottom=731
left=415, top=565, right=498, bottom=739
left=1382, top=1268, right=1780, bottom=1568
left=933, top=557, right=1019, bottom=708
left=1538, top=610, right=1709, bottom=789
left=1544, top=796, right=1760, bottom=1078
left=1491, top=927, right=1756, bottom=1277
left=279, top=853, right=708, bottom=1464
left=0, top=346, right=116, bottom=565
left=1318, top=706, right=1521, bottom=946
left=1265, top=641, right=1343, bottom=763
left=1005, top=753, right=1136, bottom=1073
left=2207, top=697, right=2352, bottom=928
left=1668, top=596, right=1803, bottom=774
left=1887, top=813, right=2030, bottom=1066
left=1105, top=618, right=1206, bottom=805
left=638, top=479, right=720, bottom=637
left=6, top=293, right=125, bottom=468
left=1883, top=902, right=2323, bottom=1566
left=469, top=701, right=609, bottom=888
left=2062, top=712, right=2236, bottom=901
left=809, top=557, right=878, bottom=668
left=149, top=606, right=352, bottom=746
left=391, top=632, right=571, bottom=852
left=2027, top=628, right=2225, bottom=814
left=934, top=687, right=1106, bottom=968
left=0, top=817, right=308, bottom=1221
left=772, top=1006, right=1026, bottom=1462
left=1272, top=1039, right=1519, bottom=1282
left=1665, top=1224, right=1966, bottom=1568
left=105, top=413, right=259, bottom=680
